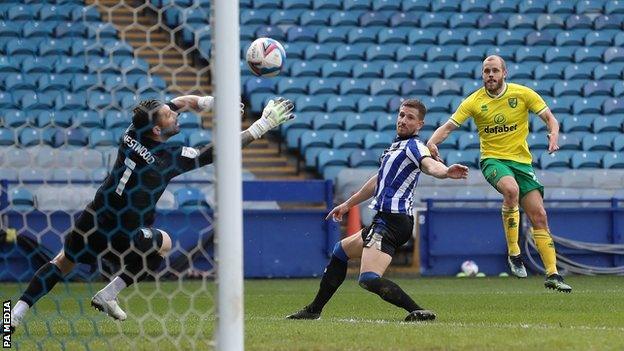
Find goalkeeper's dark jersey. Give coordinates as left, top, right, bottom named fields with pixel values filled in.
left=89, top=123, right=213, bottom=233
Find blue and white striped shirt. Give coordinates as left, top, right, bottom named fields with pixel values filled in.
left=369, top=136, right=431, bottom=215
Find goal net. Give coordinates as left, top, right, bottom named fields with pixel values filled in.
left=0, top=0, right=241, bottom=349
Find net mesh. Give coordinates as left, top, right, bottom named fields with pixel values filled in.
left=1, top=0, right=216, bottom=349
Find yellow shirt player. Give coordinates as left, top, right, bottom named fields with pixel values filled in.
left=427, top=55, right=572, bottom=293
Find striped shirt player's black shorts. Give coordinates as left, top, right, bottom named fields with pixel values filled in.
left=360, top=211, right=414, bottom=256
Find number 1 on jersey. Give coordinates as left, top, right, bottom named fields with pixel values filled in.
left=116, top=158, right=137, bottom=195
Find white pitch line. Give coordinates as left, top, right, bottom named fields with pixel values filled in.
left=246, top=316, right=624, bottom=332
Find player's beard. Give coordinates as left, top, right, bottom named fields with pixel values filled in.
left=484, top=79, right=503, bottom=95
left=161, top=124, right=179, bottom=138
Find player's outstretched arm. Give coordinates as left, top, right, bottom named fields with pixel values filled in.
left=538, top=108, right=560, bottom=154
left=426, top=121, right=458, bottom=162
left=420, top=157, right=469, bottom=180
left=171, top=95, right=244, bottom=115
left=326, top=175, right=378, bottom=222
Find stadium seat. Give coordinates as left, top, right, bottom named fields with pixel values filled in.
left=544, top=47, right=576, bottom=63
left=376, top=114, right=396, bottom=131
left=377, top=28, right=409, bottom=44
left=506, top=62, right=537, bottom=79
left=551, top=80, right=580, bottom=97
left=536, top=14, right=565, bottom=30
left=308, top=78, right=340, bottom=94
left=349, top=149, right=380, bottom=168
left=10, top=187, right=35, bottom=211
left=272, top=10, right=305, bottom=25
left=555, top=30, right=586, bottom=46
left=295, top=95, right=326, bottom=112
left=603, top=98, right=624, bottom=114
left=335, top=44, right=367, bottom=60
left=437, top=29, right=467, bottom=45
left=401, top=80, right=430, bottom=95
left=478, top=13, right=507, bottom=28
left=614, top=135, right=624, bottom=151
left=457, top=133, right=479, bottom=150
left=299, top=130, right=333, bottom=153
left=459, top=0, right=487, bottom=12
left=18, top=127, right=40, bottom=147
left=563, top=63, right=595, bottom=80
left=2, top=109, right=28, bottom=128
left=582, top=134, right=613, bottom=151
left=240, top=9, right=272, bottom=25
left=363, top=132, right=394, bottom=149
left=389, top=12, right=419, bottom=27
left=312, top=113, right=344, bottom=130
left=407, top=29, right=437, bottom=45
left=445, top=150, right=479, bottom=168
left=339, top=79, right=369, bottom=94
left=299, top=10, right=332, bottom=25
left=540, top=152, right=570, bottom=169
left=365, top=45, right=396, bottom=61
left=431, top=80, right=461, bottom=96
left=593, top=116, right=623, bottom=133
left=456, top=46, right=486, bottom=62
left=358, top=96, right=391, bottom=112
left=175, top=187, right=209, bottom=209
left=604, top=47, right=624, bottom=63
left=276, top=78, right=307, bottom=95
left=329, top=10, right=364, bottom=26
left=344, top=113, right=377, bottom=131
left=593, top=64, right=623, bottom=80
left=420, top=12, right=451, bottom=28
left=396, top=45, right=427, bottom=61
left=603, top=152, right=624, bottom=168
left=188, top=130, right=211, bottom=148
left=332, top=130, right=365, bottom=149
left=574, top=47, right=604, bottom=63
left=515, top=46, right=546, bottom=62
left=382, top=62, right=412, bottom=79
left=320, top=61, right=352, bottom=77
left=561, top=116, right=593, bottom=133
left=312, top=0, right=341, bottom=9
left=317, top=149, right=349, bottom=174
left=370, top=79, right=399, bottom=95
left=526, top=31, right=555, bottom=46
left=548, top=0, right=575, bottom=13
left=359, top=11, right=390, bottom=26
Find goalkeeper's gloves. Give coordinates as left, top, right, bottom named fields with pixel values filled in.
left=248, top=97, right=295, bottom=139
left=198, top=95, right=245, bottom=115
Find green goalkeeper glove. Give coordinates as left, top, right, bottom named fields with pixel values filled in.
left=248, top=97, right=295, bottom=139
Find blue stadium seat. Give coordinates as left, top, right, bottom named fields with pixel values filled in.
left=479, top=14, right=507, bottom=28
left=359, top=11, right=390, bottom=26
left=308, top=78, right=340, bottom=94
left=389, top=12, right=419, bottom=27
left=370, top=79, right=399, bottom=95
left=21, top=91, right=54, bottom=110
left=377, top=28, right=409, bottom=44
left=518, top=0, right=545, bottom=13
left=496, top=30, right=526, bottom=45
left=460, top=0, right=488, bottom=12
left=175, top=187, right=209, bottom=209
left=614, top=135, right=624, bottom=151
left=188, top=130, right=212, bottom=148
left=347, top=27, right=378, bottom=44
left=281, top=112, right=314, bottom=134
left=449, top=13, right=480, bottom=28
left=536, top=14, right=565, bottom=30
left=56, top=22, right=87, bottom=38
left=18, top=127, right=40, bottom=147
left=593, top=64, right=623, bottom=80
left=555, top=30, right=586, bottom=46
left=69, top=74, right=97, bottom=92
left=432, top=0, right=460, bottom=11
left=344, top=0, right=372, bottom=10
left=291, top=61, right=322, bottom=77
left=339, top=79, right=370, bottom=94
left=507, top=14, right=536, bottom=29
left=329, top=10, right=364, bottom=26
left=583, top=81, right=612, bottom=97
left=240, top=9, right=272, bottom=25
left=445, top=150, right=479, bottom=168
left=506, top=62, right=537, bottom=79
left=320, top=61, right=352, bottom=77
left=540, top=152, right=570, bottom=169
left=299, top=130, right=333, bottom=153
left=23, top=21, right=55, bottom=38
left=286, top=26, right=316, bottom=42
left=563, top=63, right=595, bottom=79
left=420, top=12, right=451, bottom=28
left=382, top=62, right=411, bottom=79
left=244, top=78, right=276, bottom=95
left=426, top=46, right=456, bottom=61
left=431, top=79, right=461, bottom=96
left=0, top=128, right=15, bottom=146
left=467, top=30, right=497, bottom=45
left=571, top=152, right=602, bottom=169
left=534, top=64, right=564, bottom=80
left=271, top=10, right=305, bottom=25
left=6, top=38, right=39, bottom=55
left=445, top=62, right=476, bottom=79
left=396, top=45, right=427, bottom=61
left=593, top=116, right=623, bottom=133
left=349, top=149, right=380, bottom=168
left=56, top=91, right=87, bottom=110
left=547, top=96, right=576, bottom=113
left=23, top=56, right=56, bottom=74
left=402, top=0, right=430, bottom=11
left=548, top=0, right=575, bottom=14
left=438, top=29, right=467, bottom=45
left=455, top=46, right=486, bottom=62
left=515, top=46, right=546, bottom=62
left=88, top=129, right=115, bottom=147
left=277, top=78, right=308, bottom=94
left=0, top=20, right=21, bottom=39
left=316, top=27, right=349, bottom=43
left=527, top=132, right=549, bottom=150
left=10, top=187, right=35, bottom=211
left=604, top=47, right=624, bottom=63
left=457, top=133, right=479, bottom=150
left=544, top=47, right=575, bottom=62
left=552, top=80, right=583, bottom=97
left=283, top=0, right=312, bottom=10
left=565, top=14, right=593, bottom=30
left=594, top=15, right=622, bottom=30
left=557, top=134, right=582, bottom=150
left=177, top=112, right=201, bottom=129
left=299, top=10, right=332, bottom=25
left=574, top=47, right=603, bottom=63
left=327, top=95, right=359, bottom=112
left=489, top=0, right=519, bottom=13
left=605, top=0, right=624, bottom=14
left=2, top=109, right=28, bottom=128
left=574, top=97, right=604, bottom=115
left=335, top=44, right=367, bottom=60
left=461, top=80, right=480, bottom=95
left=86, top=22, right=117, bottom=40
left=376, top=114, right=396, bottom=131
left=401, top=80, right=430, bottom=95
left=366, top=45, right=397, bottom=61
left=407, top=29, right=437, bottom=45
left=561, top=116, right=593, bottom=133
left=104, top=110, right=129, bottom=129
left=5, top=73, right=37, bottom=90
left=485, top=46, right=520, bottom=62
left=295, top=95, right=326, bottom=112
left=332, top=131, right=364, bottom=149
left=603, top=152, right=624, bottom=168
left=70, top=39, right=102, bottom=56
left=344, top=113, right=377, bottom=131
left=526, top=31, right=555, bottom=46
left=585, top=31, right=615, bottom=46
left=357, top=96, right=391, bottom=112
left=363, top=132, right=393, bottom=149
left=312, top=113, right=344, bottom=130
left=312, top=0, right=341, bottom=9
left=603, top=98, right=624, bottom=114
left=582, top=133, right=613, bottom=151
left=422, top=96, right=453, bottom=113
left=0, top=56, right=20, bottom=73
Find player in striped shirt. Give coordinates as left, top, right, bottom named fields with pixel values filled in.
left=287, top=99, right=469, bottom=322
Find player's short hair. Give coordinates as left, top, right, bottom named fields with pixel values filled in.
left=400, top=98, right=427, bottom=120
left=484, top=55, right=506, bottom=71
left=132, top=99, right=164, bottom=131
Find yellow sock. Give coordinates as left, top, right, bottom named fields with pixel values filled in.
left=532, top=228, right=558, bottom=276
left=502, top=206, right=520, bottom=256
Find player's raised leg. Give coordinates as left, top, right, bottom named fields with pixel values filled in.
left=92, top=228, right=172, bottom=320
left=286, top=231, right=364, bottom=320
left=521, top=191, right=572, bottom=293
left=10, top=251, right=75, bottom=330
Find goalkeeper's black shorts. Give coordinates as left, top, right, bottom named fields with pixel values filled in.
left=63, top=205, right=164, bottom=266
left=360, top=211, right=414, bottom=256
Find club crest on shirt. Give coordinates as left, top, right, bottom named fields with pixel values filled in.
left=508, top=97, right=517, bottom=108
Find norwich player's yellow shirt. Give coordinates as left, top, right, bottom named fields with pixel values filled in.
left=450, top=83, right=547, bottom=165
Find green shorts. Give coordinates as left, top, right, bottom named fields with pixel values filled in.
left=480, top=158, right=544, bottom=199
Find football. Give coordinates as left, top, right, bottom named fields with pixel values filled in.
left=461, top=260, right=479, bottom=277
left=245, top=37, right=286, bottom=77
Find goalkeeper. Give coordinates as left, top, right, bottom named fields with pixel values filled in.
left=10, top=96, right=295, bottom=330
left=427, top=55, right=571, bottom=292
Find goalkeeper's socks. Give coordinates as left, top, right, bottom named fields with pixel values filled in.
left=502, top=206, right=520, bottom=256
left=19, top=262, right=63, bottom=307
left=308, top=243, right=349, bottom=313
left=98, top=276, right=128, bottom=300
left=359, top=272, right=421, bottom=313
left=11, top=300, right=29, bottom=321
left=532, top=228, right=558, bottom=276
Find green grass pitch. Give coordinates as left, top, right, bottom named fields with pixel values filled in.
left=5, top=275, right=624, bottom=350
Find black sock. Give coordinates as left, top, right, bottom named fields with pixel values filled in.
left=359, top=277, right=421, bottom=313
left=119, top=253, right=164, bottom=287
left=308, top=255, right=348, bottom=313
left=20, top=262, right=64, bottom=307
